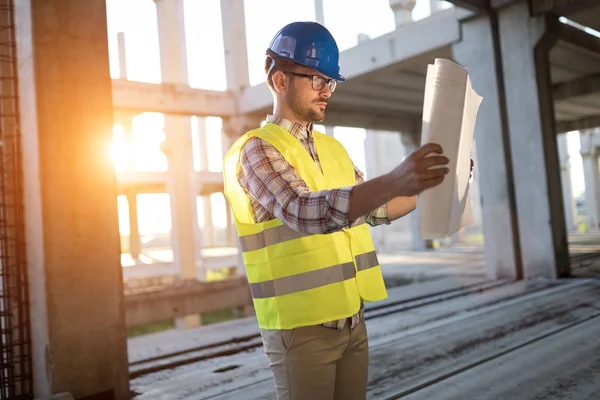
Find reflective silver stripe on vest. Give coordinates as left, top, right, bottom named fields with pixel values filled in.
left=249, top=251, right=378, bottom=299
left=249, top=261, right=356, bottom=299
left=355, top=250, right=378, bottom=271
left=239, top=220, right=369, bottom=253
left=239, top=224, right=310, bottom=252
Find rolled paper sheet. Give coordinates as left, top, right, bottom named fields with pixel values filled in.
left=417, top=58, right=483, bottom=239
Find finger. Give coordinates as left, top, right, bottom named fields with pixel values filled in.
left=414, top=143, right=443, bottom=157
left=420, top=167, right=449, bottom=179
left=420, top=155, right=450, bottom=169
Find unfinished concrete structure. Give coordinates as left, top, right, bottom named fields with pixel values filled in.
left=1, top=0, right=599, bottom=398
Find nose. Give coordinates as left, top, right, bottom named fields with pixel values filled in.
left=319, top=85, right=331, bottom=98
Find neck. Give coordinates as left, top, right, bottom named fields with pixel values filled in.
left=273, top=102, right=309, bottom=128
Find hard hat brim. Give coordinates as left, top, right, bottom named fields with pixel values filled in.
left=266, top=49, right=345, bottom=83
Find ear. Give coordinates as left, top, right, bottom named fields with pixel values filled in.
left=272, top=71, right=288, bottom=94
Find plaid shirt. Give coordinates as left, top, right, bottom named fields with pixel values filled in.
left=237, top=115, right=390, bottom=331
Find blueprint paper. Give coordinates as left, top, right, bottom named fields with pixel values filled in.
left=417, top=58, right=483, bottom=239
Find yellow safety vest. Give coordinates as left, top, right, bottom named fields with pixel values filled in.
left=223, top=123, right=388, bottom=330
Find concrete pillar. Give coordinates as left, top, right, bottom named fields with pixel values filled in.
left=198, top=117, right=215, bottom=247
left=220, top=0, right=250, bottom=94
left=221, top=131, right=236, bottom=248
left=315, top=0, right=325, bottom=25
left=429, top=0, right=444, bottom=14
left=557, top=133, right=578, bottom=231
left=325, top=125, right=335, bottom=137
left=114, top=112, right=141, bottom=260
left=116, top=113, right=136, bottom=171
left=363, top=131, right=383, bottom=250
left=155, top=0, right=201, bottom=328
left=455, top=3, right=569, bottom=279
left=498, top=3, right=569, bottom=278
left=469, top=139, right=483, bottom=227
left=221, top=0, right=251, bottom=276
left=117, top=31, right=127, bottom=80
left=452, top=13, right=522, bottom=279
left=16, top=1, right=129, bottom=398
left=400, top=134, right=434, bottom=251
left=126, top=191, right=141, bottom=261
left=580, top=130, right=600, bottom=230
left=389, top=0, right=416, bottom=26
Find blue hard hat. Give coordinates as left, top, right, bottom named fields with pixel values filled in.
left=266, top=21, right=345, bottom=82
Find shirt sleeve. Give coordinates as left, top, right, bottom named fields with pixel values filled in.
left=238, top=137, right=354, bottom=234
left=353, top=164, right=391, bottom=227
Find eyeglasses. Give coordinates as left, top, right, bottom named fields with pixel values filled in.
left=283, top=72, right=337, bottom=93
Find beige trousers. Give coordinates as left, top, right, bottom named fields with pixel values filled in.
left=260, top=319, right=369, bottom=400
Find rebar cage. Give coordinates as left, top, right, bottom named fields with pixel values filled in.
left=0, top=1, right=33, bottom=398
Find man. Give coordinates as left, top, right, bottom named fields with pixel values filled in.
left=223, top=21, right=470, bottom=400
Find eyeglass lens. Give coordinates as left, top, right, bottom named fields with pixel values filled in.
left=312, top=76, right=336, bottom=92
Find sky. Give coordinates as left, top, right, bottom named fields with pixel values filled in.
left=106, top=0, right=587, bottom=237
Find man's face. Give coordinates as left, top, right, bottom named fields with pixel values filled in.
left=283, top=65, right=333, bottom=124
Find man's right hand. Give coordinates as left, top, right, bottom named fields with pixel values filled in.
left=389, top=143, right=450, bottom=197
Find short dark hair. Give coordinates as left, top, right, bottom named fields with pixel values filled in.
left=265, top=55, right=296, bottom=91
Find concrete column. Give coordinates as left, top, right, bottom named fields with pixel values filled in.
left=197, top=117, right=214, bottom=247
left=429, top=0, right=444, bottom=14
left=16, top=1, right=129, bottom=398
left=389, top=0, right=416, bottom=26
left=498, top=2, right=569, bottom=278
left=363, top=131, right=383, bottom=250
left=557, top=133, right=578, bottom=231
left=325, top=125, right=335, bottom=137
left=114, top=112, right=141, bottom=260
left=117, top=113, right=136, bottom=171
left=401, top=133, right=434, bottom=251
left=155, top=0, right=200, bottom=328
left=315, top=0, right=325, bottom=24
left=155, top=0, right=188, bottom=82
left=221, top=131, right=236, bottom=247
left=457, top=4, right=569, bottom=279
left=580, top=130, right=600, bottom=230
left=221, top=0, right=251, bottom=276
left=220, top=0, right=250, bottom=94
left=452, top=14, right=522, bottom=279
left=126, top=191, right=141, bottom=261
left=117, top=31, right=127, bottom=79
left=469, top=140, right=483, bottom=227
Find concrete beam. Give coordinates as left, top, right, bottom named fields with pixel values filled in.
left=553, top=73, right=600, bottom=100
left=331, top=92, right=423, bottom=114
left=111, top=80, right=235, bottom=117
left=238, top=7, right=469, bottom=115
left=556, top=114, right=600, bottom=132
left=116, top=171, right=224, bottom=195
left=124, top=277, right=252, bottom=327
left=556, top=21, right=600, bottom=54
left=443, top=0, right=486, bottom=11
left=530, top=0, right=599, bottom=16
left=324, top=108, right=420, bottom=133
